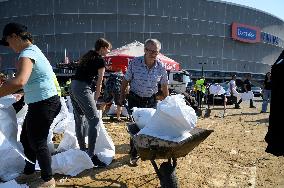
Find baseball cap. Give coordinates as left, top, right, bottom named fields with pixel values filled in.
left=0, top=22, right=27, bottom=46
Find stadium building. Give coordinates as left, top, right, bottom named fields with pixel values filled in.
left=0, top=0, right=283, bottom=80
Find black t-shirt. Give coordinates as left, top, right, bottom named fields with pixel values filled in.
left=243, top=79, right=252, bottom=91
left=264, top=79, right=272, bottom=90
left=74, top=51, right=106, bottom=85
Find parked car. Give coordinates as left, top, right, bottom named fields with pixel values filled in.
left=251, top=86, right=262, bottom=97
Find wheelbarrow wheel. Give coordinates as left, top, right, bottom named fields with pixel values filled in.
left=159, top=162, right=179, bottom=188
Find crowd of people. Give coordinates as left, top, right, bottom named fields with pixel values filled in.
left=0, top=22, right=282, bottom=187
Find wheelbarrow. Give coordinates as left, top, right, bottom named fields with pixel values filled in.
left=126, top=122, right=213, bottom=188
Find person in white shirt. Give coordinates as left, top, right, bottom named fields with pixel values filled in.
left=229, top=75, right=240, bottom=109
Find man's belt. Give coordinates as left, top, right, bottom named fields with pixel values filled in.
left=129, top=91, right=155, bottom=101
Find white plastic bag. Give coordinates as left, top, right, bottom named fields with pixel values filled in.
left=94, top=120, right=115, bottom=165
left=132, top=107, right=156, bottom=129
left=56, top=130, right=79, bottom=152
left=52, top=149, right=93, bottom=176
left=107, top=104, right=129, bottom=117
left=0, top=95, right=16, bottom=108
left=240, top=91, right=254, bottom=101
left=138, top=95, right=197, bottom=142
left=209, top=84, right=225, bottom=95
left=0, top=180, right=28, bottom=188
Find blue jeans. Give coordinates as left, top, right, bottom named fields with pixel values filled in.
left=262, top=89, right=271, bottom=112
left=70, top=80, right=100, bottom=157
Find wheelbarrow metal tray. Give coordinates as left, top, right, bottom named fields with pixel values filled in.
left=134, top=127, right=213, bottom=160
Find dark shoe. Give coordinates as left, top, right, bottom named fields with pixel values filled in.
left=234, top=105, right=241, bottom=109
left=91, top=155, right=106, bottom=168
left=260, top=111, right=265, bottom=113
left=250, top=106, right=256, bottom=108
left=129, top=155, right=139, bottom=166
left=265, top=146, right=284, bottom=157
left=16, top=172, right=38, bottom=184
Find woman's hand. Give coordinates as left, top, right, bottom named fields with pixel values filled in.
left=13, top=93, right=23, bottom=101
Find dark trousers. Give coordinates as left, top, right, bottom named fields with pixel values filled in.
left=20, top=95, right=61, bottom=181
left=196, top=91, right=204, bottom=108
left=128, top=92, right=157, bottom=158
left=237, top=98, right=254, bottom=107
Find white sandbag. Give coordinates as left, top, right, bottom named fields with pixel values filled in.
left=107, top=104, right=129, bottom=117
left=56, top=130, right=79, bottom=152
left=0, top=106, right=18, bottom=141
left=240, top=91, right=254, bottom=101
left=47, top=97, right=69, bottom=153
left=132, top=107, right=156, bottom=129
left=50, top=97, right=69, bottom=130
left=0, top=95, right=16, bottom=108
left=66, top=96, right=73, bottom=113
left=53, top=117, right=72, bottom=134
left=94, top=120, right=115, bottom=165
left=0, top=102, right=33, bottom=181
left=64, top=117, right=76, bottom=134
left=209, top=84, right=225, bottom=95
left=121, top=107, right=129, bottom=117
left=51, top=149, right=94, bottom=176
left=0, top=132, right=25, bottom=182
left=0, top=180, right=27, bottom=188
left=16, top=104, right=28, bottom=127
left=47, top=130, right=55, bottom=154
left=138, top=94, right=197, bottom=142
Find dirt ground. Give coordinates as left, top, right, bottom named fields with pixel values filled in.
left=28, top=98, right=284, bottom=187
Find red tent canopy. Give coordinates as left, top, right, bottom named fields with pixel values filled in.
left=105, top=41, right=180, bottom=73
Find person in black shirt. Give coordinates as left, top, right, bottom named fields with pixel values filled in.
left=235, top=74, right=256, bottom=108
left=265, top=50, right=284, bottom=156
left=70, top=38, right=112, bottom=167
left=261, top=72, right=271, bottom=113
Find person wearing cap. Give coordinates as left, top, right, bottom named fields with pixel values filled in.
left=0, top=22, right=61, bottom=187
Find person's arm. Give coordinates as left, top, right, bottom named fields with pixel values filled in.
left=119, top=78, right=129, bottom=105
left=229, top=81, right=233, bottom=94
left=94, top=67, right=105, bottom=101
left=244, top=83, right=248, bottom=92
left=161, top=83, right=169, bottom=99
left=0, top=57, right=33, bottom=98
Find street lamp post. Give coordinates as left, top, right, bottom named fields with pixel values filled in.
left=199, top=62, right=207, bottom=77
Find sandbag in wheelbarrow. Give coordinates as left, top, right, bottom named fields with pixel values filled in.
left=133, top=127, right=213, bottom=161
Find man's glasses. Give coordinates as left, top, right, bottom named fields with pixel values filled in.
left=145, top=48, right=159, bottom=54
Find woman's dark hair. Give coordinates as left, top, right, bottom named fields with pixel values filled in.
left=19, top=31, right=33, bottom=43
left=95, top=38, right=112, bottom=51
left=264, top=72, right=271, bottom=82
left=79, top=38, right=111, bottom=65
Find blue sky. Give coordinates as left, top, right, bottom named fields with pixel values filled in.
left=222, top=0, right=284, bottom=21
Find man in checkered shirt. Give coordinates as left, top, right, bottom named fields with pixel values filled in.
left=119, top=39, right=169, bottom=165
